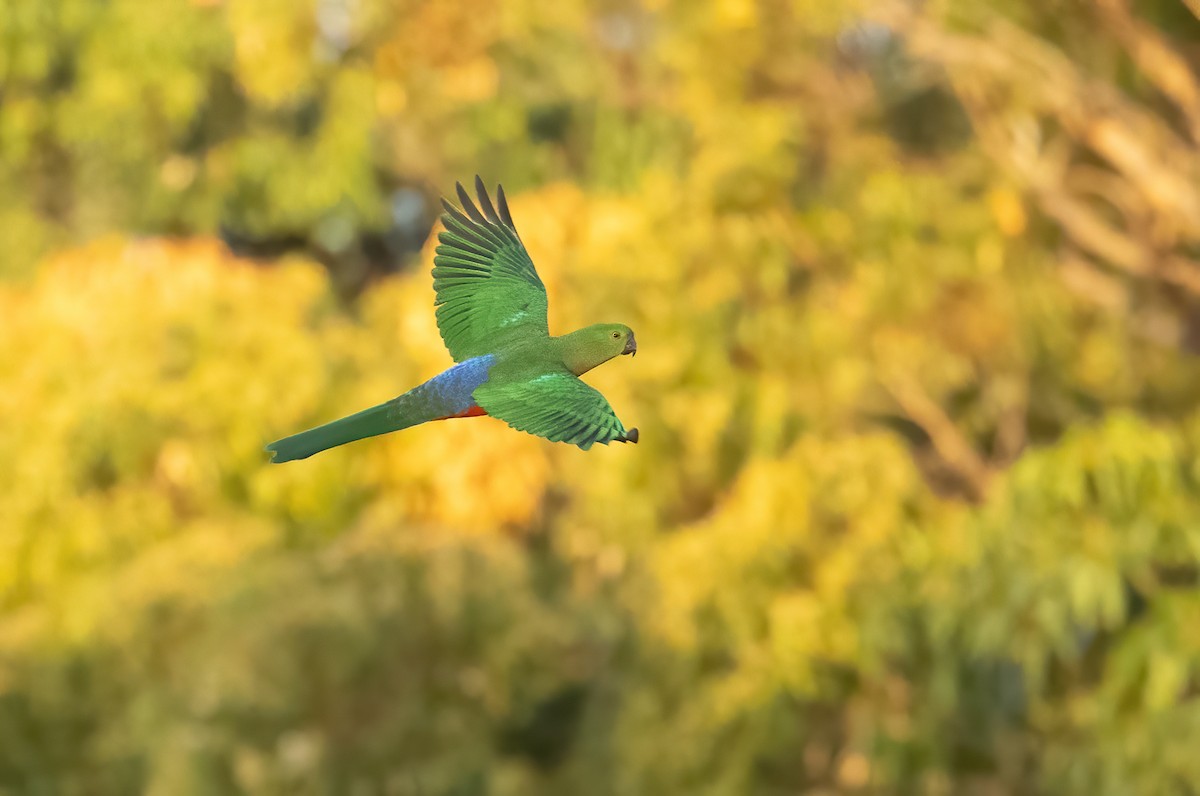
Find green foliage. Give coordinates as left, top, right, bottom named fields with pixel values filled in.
left=5, top=0, right=1200, bottom=794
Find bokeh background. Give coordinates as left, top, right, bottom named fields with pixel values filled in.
left=4, top=0, right=1200, bottom=793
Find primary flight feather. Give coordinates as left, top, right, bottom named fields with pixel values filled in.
left=266, top=176, right=638, bottom=463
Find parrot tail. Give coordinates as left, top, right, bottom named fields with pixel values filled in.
left=265, top=355, right=496, bottom=463
left=265, top=400, right=414, bottom=463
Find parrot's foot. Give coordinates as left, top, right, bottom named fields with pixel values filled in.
left=618, top=428, right=639, bottom=444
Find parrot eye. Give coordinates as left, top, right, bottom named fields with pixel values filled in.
left=612, top=331, right=620, bottom=339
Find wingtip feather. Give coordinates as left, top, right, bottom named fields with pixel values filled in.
left=456, top=182, right=487, bottom=223
left=496, top=184, right=516, bottom=229
left=474, top=175, right=501, bottom=225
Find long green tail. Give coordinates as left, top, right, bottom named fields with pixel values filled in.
left=265, top=355, right=495, bottom=463
left=265, top=399, right=412, bottom=463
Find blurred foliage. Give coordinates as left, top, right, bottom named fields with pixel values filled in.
left=7, top=0, right=1200, bottom=793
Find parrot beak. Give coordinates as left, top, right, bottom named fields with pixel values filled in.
left=623, top=332, right=637, bottom=356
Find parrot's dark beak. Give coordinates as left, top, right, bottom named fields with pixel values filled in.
left=623, top=332, right=637, bottom=356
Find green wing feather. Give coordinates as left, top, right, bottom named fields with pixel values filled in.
left=474, top=371, right=638, bottom=450
left=433, top=176, right=549, bottom=362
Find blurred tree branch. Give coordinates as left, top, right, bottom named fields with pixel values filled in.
left=876, top=362, right=993, bottom=502
left=879, top=0, right=1200, bottom=315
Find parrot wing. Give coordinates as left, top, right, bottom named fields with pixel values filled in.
left=474, top=371, right=638, bottom=450
left=433, top=176, right=550, bottom=362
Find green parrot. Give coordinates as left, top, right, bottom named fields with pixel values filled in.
left=266, top=176, right=638, bottom=463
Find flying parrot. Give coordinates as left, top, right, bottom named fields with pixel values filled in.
left=266, top=176, right=638, bottom=463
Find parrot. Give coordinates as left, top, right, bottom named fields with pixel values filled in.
left=265, top=176, right=638, bottom=463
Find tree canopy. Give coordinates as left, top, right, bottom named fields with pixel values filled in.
left=4, top=0, right=1200, bottom=793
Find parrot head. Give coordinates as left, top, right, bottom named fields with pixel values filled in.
left=559, top=323, right=637, bottom=375
left=601, top=323, right=637, bottom=357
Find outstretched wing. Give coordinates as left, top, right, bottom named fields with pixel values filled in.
left=433, top=176, right=550, bottom=362
left=474, top=371, right=639, bottom=450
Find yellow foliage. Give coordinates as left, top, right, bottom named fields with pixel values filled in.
left=7, top=0, right=1200, bottom=791
left=228, top=0, right=318, bottom=106
left=0, top=236, right=555, bottom=650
